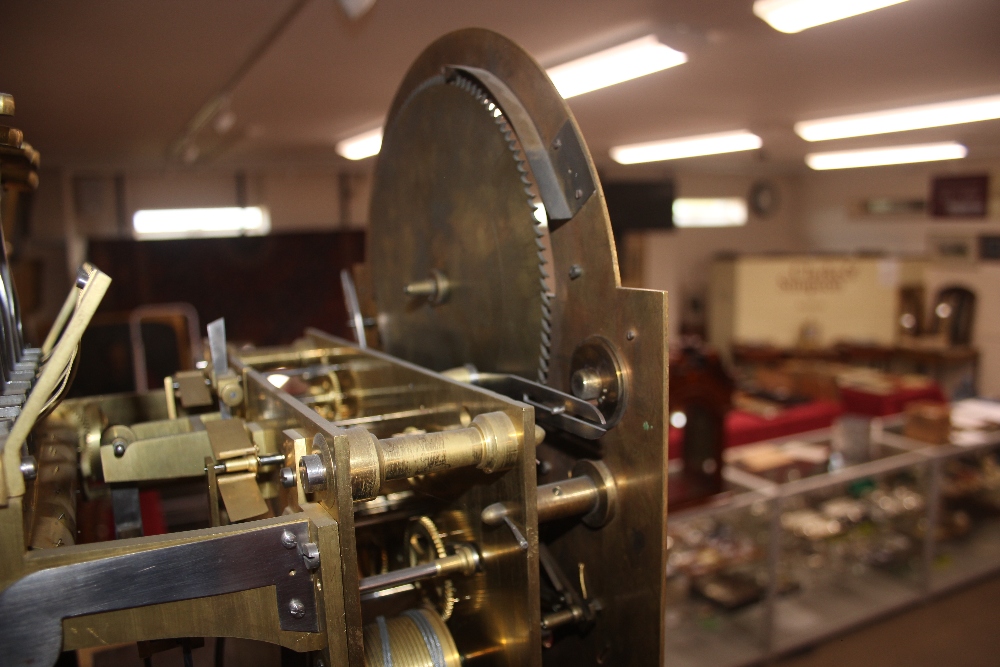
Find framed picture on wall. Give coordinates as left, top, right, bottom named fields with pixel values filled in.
left=930, top=174, right=989, bottom=218
left=980, top=235, right=1000, bottom=261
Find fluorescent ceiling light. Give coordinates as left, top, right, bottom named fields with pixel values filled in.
left=805, top=142, right=967, bottom=170
left=546, top=35, right=687, bottom=99
left=796, top=95, right=1000, bottom=141
left=673, top=198, right=748, bottom=228
left=753, top=0, right=909, bottom=33
left=611, top=130, right=762, bottom=164
left=336, top=127, right=383, bottom=160
left=336, top=36, right=687, bottom=159
left=132, top=207, right=270, bottom=240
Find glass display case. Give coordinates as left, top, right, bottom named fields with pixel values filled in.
left=876, top=406, right=1000, bottom=593
left=770, top=450, right=929, bottom=653
left=925, top=440, right=1000, bottom=592
left=666, top=414, right=1000, bottom=667
left=665, top=490, right=772, bottom=667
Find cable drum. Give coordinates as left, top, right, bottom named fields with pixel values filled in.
left=362, top=608, right=461, bottom=667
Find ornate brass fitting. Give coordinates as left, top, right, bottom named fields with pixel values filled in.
left=349, top=410, right=521, bottom=501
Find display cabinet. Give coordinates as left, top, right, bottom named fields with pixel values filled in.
left=665, top=489, right=772, bottom=667
left=666, top=415, right=1000, bottom=667
left=770, top=449, right=929, bottom=653
left=923, top=440, right=1000, bottom=592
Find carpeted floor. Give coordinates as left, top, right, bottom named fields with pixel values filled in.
left=776, top=574, right=1000, bottom=667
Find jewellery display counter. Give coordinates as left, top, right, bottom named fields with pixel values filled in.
left=666, top=486, right=771, bottom=667
left=876, top=404, right=1000, bottom=594
left=666, top=410, right=1000, bottom=667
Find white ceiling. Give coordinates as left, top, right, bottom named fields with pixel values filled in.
left=2, top=0, right=1000, bottom=174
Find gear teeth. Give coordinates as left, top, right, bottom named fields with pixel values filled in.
left=451, top=72, right=553, bottom=384
left=412, top=515, right=456, bottom=620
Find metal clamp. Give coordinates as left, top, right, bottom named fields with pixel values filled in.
left=0, top=522, right=320, bottom=667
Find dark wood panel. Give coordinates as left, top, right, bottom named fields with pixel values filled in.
left=87, top=231, right=365, bottom=346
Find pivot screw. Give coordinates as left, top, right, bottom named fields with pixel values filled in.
left=403, top=269, right=450, bottom=305
left=19, top=455, right=37, bottom=481
left=299, top=542, right=321, bottom=570
left=288, top=598, right=306, bottom=618
left=112, top=438, right=128, bottom=458
left=569, top=264, right=583, bottom=280
left=280, top=466, right=297, bottom=488
left=299, top=454, right=328, bottom=492
left=281, top=529, right=297, bottom=549
left=626, top=330, right=636, bottom=341
left=571, top=368, right=603, bottom=401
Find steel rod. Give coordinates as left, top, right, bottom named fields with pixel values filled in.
left=358, top=546, right=479, bottom=594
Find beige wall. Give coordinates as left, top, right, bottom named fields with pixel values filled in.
left=800, top=157, right=1000, bottom=255
left=638, top=172, right=806, bottom=340
left=632, top=157, right=1000, bottom=399
left=67, top=167, right=370, bottom=239
left=711, top=255, right=918, bottom=349
left=799, top=157, right=1000, bottom=397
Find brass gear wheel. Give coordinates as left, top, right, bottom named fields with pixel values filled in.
left=406, top=515, right=457, bottom=620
